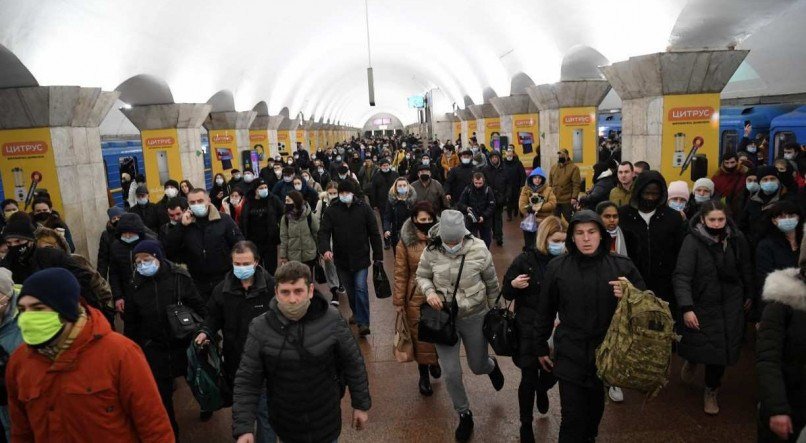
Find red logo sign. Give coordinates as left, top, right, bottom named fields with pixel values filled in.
left=563, top=115, right=592, bottom=125
left=514, top=119, right=535, bottom=127
left=486, top=121, right=500, bottom=129
left=668, top=106, right=714, bottom=122
left=145, top=137, right=175, bottom=148
left=212, top=134, right=233, bottom=143
left=2, top=141, right=47, bottom=157
left=250, top=133, right=267, bottom=141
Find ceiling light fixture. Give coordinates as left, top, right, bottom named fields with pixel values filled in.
left=365, top=0, right=375, bottom=106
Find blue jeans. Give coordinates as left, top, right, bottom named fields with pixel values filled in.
left=256, top=391, right=276, bottom=443
left=336, top=266, right=370, bottom=326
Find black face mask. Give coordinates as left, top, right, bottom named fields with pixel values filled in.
left=724, top=165, right=737, bottom=172
left=638, top=198, right=659, bottom=212
left=704, top=224, right=726, bottom=238
left=285, top=203, right=295, bottom=213
left=558, top=157, right=567, bottom=164
left=33, top=212, right=50, bottom=223
left=7, top=243, right=33, bottom=264
left=419, top=174, right=430, bottom=182
left=413, top=221, right=435, bottom=234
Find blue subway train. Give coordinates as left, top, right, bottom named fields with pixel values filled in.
left=770, top=106, right=806, bottom=157
left=598, top=112, right=622, bottom=138
left=719, top=104, right=799, bottom=157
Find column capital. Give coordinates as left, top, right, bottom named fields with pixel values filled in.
left=0, top=86, right=118, bottom=129
left=456, top=109, right=474, bottom=121
left=468, top=103, right=498, bottom=119
left=489, top=95, right=537, bottom=116
left=204, top=110, right=257, bottom=130
left=526, top=80, right=611, bottom=111
left=122, top=103, right=211, bottom=130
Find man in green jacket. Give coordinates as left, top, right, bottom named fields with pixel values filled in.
left=609, top=161, right=635, bottom=207
left=549, top=149, right=581, bottom=222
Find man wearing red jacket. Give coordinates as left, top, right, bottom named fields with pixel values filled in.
left=711, top=153, right=748, bottom=214
left=6, top=268, right=174, bottom=442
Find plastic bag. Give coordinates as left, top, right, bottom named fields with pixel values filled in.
left=520, top=213, right=538, bottom=233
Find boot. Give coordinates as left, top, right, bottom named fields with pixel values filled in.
left=535, top=389, right=549, bottom=414
left=681, top=361, right=697, bottom=385
left=429, top=363, right=442, bottom=379
left=418, top=365, right=433, bottom=396
left=519, top=422, right=535, bottom=443
left=455, top=410, right=474, bottom=441
left=703, top=388, right=720, bottom=415
left=488, top=357, right=504, bottom=391
left=329, top=287, right=340, bottom=306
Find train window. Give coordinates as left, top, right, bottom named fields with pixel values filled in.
left=774, top=131, right=796, bottom=157
left=119, top=156, right=138, bottom=181
left=721, top=130, right=738, bottom=155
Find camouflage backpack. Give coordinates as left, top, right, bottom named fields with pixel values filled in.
left=595, top=278, right=677, bottom=398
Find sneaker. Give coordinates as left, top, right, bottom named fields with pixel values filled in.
left=703, top=388, right=720, bottom=415
left=608, top=386, right=624, bottom=403
left=330, top=292, right=340, bottom=307
left=681, top=361, right=697, bottom=385
left=429, top=363, right=442, bottom=379
left=358, top=325, right=371, bottom=336
left=519, top=423, right=536, bottom=443
left=535, top=389, right=549, bottom=414
left=455, top=410, right=474, bottom=442
left=488, top=357, right=504, bottom=391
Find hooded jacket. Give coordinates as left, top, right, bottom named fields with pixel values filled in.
left=456, top=182, right=496, bottom=229
left=535, top=210, right=645, bottom=387
left=369, top=168, right=399, bottom=209
left=109, top=213, right=158, bottom=303
left=518, top=168, right=557, bottom=219
left=619, top=170, right=686, bottom=305
left=382, top=188, right=417, bottom=242
left=279, top=203, right=320, bottom=263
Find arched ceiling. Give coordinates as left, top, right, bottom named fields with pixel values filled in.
left=0, top=0, right=804, bottom=126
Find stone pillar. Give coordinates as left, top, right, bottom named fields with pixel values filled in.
left=456, top=109, right=474, bottom=146
left=527, top=80, right=611, bottom=180
left=122, top=103, right=211, bottom=195
left=468, top=103, right=499, bottom=148
left=0, top=86, right=118, bottom=262
left=265, top=115, right=286, bottom=157
left=204, top=111, right=257, bottom=175
left=600, top=50, right=747, bottom=181
left=490, top=94, right=540, bottom=166
left=433, top=113, right=457, bottom=143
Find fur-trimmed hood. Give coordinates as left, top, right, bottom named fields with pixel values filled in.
left=399, top=218, right=422, bottom=247
left=763, top=267, right=806, bottom=312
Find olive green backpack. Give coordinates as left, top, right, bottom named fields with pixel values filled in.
left=595, top=279, right=678, bottom=398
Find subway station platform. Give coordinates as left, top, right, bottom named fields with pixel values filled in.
left=174, top=217, right=758, bottom=442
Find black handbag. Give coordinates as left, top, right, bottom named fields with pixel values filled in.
left=313, top=260, right=328, bottom=284
left=166, top=275, right=203, bottom=341
left=418, top=255, right=465, bottom=346
left=373, top=261, right=392, bottom=299
left=482, top=292, right=518, bottom=356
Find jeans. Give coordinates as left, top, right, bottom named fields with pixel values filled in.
left=256, top=391, right=277, bottom=443
left=558, top=379, right=605, bottom=443
left=434, top=313, right=495, bottom=413
left=469, top=224, right=492, bottom=248
left=336, top=266, right=370, bottom=326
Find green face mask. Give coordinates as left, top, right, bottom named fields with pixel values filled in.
left=17, top=311, right=64, bottom=346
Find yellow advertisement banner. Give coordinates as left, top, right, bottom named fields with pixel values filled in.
left=0, top=128, right=63, bottom=213
left=208, top=129, right=239, bottom=179
left=559, top=107, right=597, bottom=183
left=141, top=129, right=183, bottom=201
left=295, top=130, right=306, bottom=151
left=485, top=117, right=502, bottom=150
left=513, top=113, right=539, bottom=168
left=248, top=129, right=269, bottom=171
left=277, top=130, right=291, bottom=157
left=468, top=120, right=478, bottom=139
left=661, top=93, right=720, bottom=184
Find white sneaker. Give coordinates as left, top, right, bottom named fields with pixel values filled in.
left=608, top=386, right=624, bottom=403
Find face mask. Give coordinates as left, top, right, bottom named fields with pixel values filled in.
left=422, top=159, right=430, bottom=166
left=258, top=188, right=269, bottom=198
left=233, top=264, right=256, bottom=280
left=746, top=182, right=760, bottom=193
left=413, top=221, right=435, bottom=234
left=336, top=156, right=342, bottom=162
left=293, top=154, right=299, bottom=159
left=724, top=165, right=736, bottom=173
left=777, top=217, right=799, bottom=233
left=669, top=201, right=686, bottom=212
left=443, top=241, right=463, bottom=254
left=244, top=174, right=254, bottom=183
left=283, top=175, right=293, bottom=183
left=285, top=203, right=295, bottom=213
left=747, top=145, right=757, bottom=153
left=317, top=168, right=324, bottom=174
left=136, top=259, right=159, bottom=277
left=638, top=198, right=658, bottom=212
left=164, top=187, right=178, bottom=198
left=292, top=184, right=302, bottom=191
left=277, top=296, right=312, bottom=321
left=381, top=166, right=390, bottom=173
left=405, top=155, right=411, bottom=160
left=506, top=155, right=514, bottom=161
left=287, top=160, right=294, bottom=165
left=461, top=157, right=471, bottom=165
left=17, top=311, right=64, bottom=346
left=419, top=174, right=430, bottom=182
left=703, top=224, right=726, bottom=238
left=136, top=197, right=149, bottom=206
left=395, top=185, right=409, bottom=195
left=760, top=181, right=779, bottom=195
left=339, top=193, right=353, bottom=204
left=471, top=147, right=478, bottom=154
left=784, top=153, right=795, bottom=160
left=230, top=197, right=241, bottom=205
left=215, top=178, right=224, bottom=186
left=558, top=157, right=567, bottom=164
left=694, top=194, right=711, bottom=203
left=338, top=174, right=347, bottom=180
left=33, top=212, right=50, bottom=223
left=190, top=203, right=208, bottom=217
left=169, top=220, right=178, bottom=226
left=8, top=243, right=32, bottom=263
left=121, top=234, right=139, bottom=244
left=233, top=174, right=242, bottom=180
left=547, top=241, right=566, bottom=256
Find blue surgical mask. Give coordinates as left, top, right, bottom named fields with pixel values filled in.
left=257, top=188, right=269, bottom=198
left=283, top=175, right=293, bottom=183
left=136, top=260, right=159, bottom=277
left=339, top=193, right=353, bottom=204
left=190, top=203, right=208, bottom=217
left=547, top=241, right=566, bottom=256
left=777, top=217, right=799, bottom=233
left=136, top=197, right=149, bottom=206
left=233, top=264, right=256, bottom=280
left=760, top=181, right=779, bottom=195
left=669, top=201, right=686, bottom=212
left=694, top=194, right=711, bottom=203
left=396, top=186, right=408, bottom=195
left=443, top=241, right=463, bottom=254
left=746, top=182, right=760, bottom=193
left=121, top=235, right=139, bottom=244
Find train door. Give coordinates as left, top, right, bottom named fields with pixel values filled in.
left=774, top=131, right=796, bottom=158
left=119, top=156, right=139, bottom=181
left=720, top=130, right=738, bottom=156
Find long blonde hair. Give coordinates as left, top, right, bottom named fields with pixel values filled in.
left=388, top=177, right=411, bottom=199
left=535, top=215, right=567, bottom=255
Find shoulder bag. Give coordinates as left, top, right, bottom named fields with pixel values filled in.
left=166, top=274, right=204, bottom=340
left=418, top=254, right=465, bottom=346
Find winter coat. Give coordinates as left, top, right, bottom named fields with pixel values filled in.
left=7, top=306, right=174, bottom=443
left=502, top=249, right=553, bottom=370
left=502, top=157, right=527, bottom=199
left=128, top=202, right=165, bottom=234
left=240, top=192, right=284, bottom=251
left=279, top=204, right=319, bottom=263
left=609, top=182, right=633, bottom=208
left=318, top=198, right=383, bottom=272
left=203, top=267, right=275, bottom=385
left=411, top=178, right=448, bottom=214
left=232, top=293, right=371, bottom=443
left=108, top=213, right=158, bottom=302
left=673, top=218, right=754, bottom=366
left=581, top=175, right=616, bottom=210
left=739, top=189, right=788, bottom=247
left=125, top=262, right=206, bottom=379
left=549, top=161, right=581, bottom=203
left=369, top=170, right=398, bottom=208
left=712, top=165, right=748, bottom=215
left=456, top=184, right=496, bottom=228
left=440, top=152, right=459, bottom=174
left=393, top=219, right=438, bottom=365
left=357, top=164, right=379, bottom=196
left=96, top=223, right=116, bottom=279
left=482, top=159, right=508, bottom=205
left=164, top=205, right=244, bottom=282
left=445, top=163, right=476, bottom=200
left=756, top=231, right=800, bottom=320
left=518, top=184, right=557, bottom=219
left=383, top=191, right=417, bottom=243
left=312, top=169, right=331, bottom=189
left=756, top=268, right=806, bottom=438
left=416, top=229, right=499, bottom=319
left=535, top=210, right=646, bottom=388
left=619, top=170, right=686, bottom=304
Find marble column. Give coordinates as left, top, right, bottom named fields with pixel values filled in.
left=204, top=110, right=257, bottom=159
left=433, top=113, right=457, bottom=143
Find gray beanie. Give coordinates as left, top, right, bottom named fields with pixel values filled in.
left=438, top=210, right=470, bottom=243
left=693, top=177, right=715, bottom=195
left=0, top=268, right=13, bottom=296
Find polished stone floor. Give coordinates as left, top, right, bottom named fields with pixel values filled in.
left=175, top=216, right=758, bottom=442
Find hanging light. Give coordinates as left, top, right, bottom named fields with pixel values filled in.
left=365, top=0, right=375, bottom=106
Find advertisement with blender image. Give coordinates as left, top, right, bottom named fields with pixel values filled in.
left=0, top=128, right=63, bottom=213
left=661, top=93, right=720, bottom=184
left=513, top=113, right=539, bottom=167
left=208, top=130, right=238, bottom=179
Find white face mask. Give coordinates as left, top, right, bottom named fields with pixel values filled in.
left=215, top=178, right=224, bottom=186
left=293, top=184, right=302, bottom=191
left=244, top=174, right=254, bottom=183
left=164, top=187, right=178, bottom=198
left=443, top=241, right=463, bottom=254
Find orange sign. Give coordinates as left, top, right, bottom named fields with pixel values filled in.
left=250, top=133, right=267, bottom=142
left=144, top=137, right=175, bottom=148
left=514, top=118, right=535, bottom=127
left=668, top=106, right=714, bottom=122
left=486, top=121, right=500, bottom=129
left=2, top=141, right=48, bottom=157
left=212, top=133, right=234, bottom=143
left=562, top=115, right=593, bottom=125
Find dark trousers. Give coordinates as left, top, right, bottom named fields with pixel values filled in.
left=518, top=367, right=557, bottom=422
left=705, top=364, right=726, bottom=389
left=523, top=230, right=537, bottom=251
left=469, top=224, right=492, bottom=248
left=555, top=202, right=574, bottom=223
left=261, top=245, right=278, bottom=276
left=156, top=377, right=179, bottom=441
left=558, top=379, right=605, bottom=443
left=492, top=204, right=504, bottom=242
left=506, top=189, right=520, bottom=218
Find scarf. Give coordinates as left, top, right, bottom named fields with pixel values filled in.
left=609, top=227, right=628, bottom=256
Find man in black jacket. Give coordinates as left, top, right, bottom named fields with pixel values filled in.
left=502, top=147, right=527, bottom=221
left=483, top=152, right=508, bottom=246
left=618, top=170, right=685, bottom=310
left=318, top=180, right=383, bottom=336
left=232, top=261, right=370, bottom=443
left=456, top=172, right=496, bottom=248
left=240, top=179, right=284, bottom=274
left=445, top=148, right=476, bottom=206
left=166, top=188, right=244, bottom=301
left=108, top=213, right=158, bottom=324
left=370, top=158, right=398, bottom=211
left=196, top=240, right=275, bottom=441
left=535, top=210, right=645, bottom=443
left=128, top=185, right=166, bottom=233
left=158, top=197, right=188, bottom=262
left=97, top=206, right=125, bottom=280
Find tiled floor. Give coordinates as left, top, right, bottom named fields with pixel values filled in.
left=176, top=217, right=758, bottom=442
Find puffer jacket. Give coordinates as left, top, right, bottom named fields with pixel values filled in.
left=518, top=169, right=557, bottom=220
left=415, top=227, right=499, bottom=319
left=279, top=204, right=319, bottom=263
left=549, top=160, right=581, bottom=203
left=393, top=219, right=438, bottom=365
left=232, top=293, right=370, bottom=443
left=756, top=268, right=806, bottom=440
left=672, top=217, right=754, bottom=366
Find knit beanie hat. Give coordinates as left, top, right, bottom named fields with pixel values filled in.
left=0, top=268, right=12, bottom=296
left=3, top=212, right=36, bottom=241
left=667, top=181, right=690, bottom=201
left=756, top=165, right=778, bottom=181
left=693, top=178, right=714, bottom=194
left=438, top=210, right=470, bottom=243
left=132, top=239, right=165, bottom=263
left=135, top=184, right=149, bottom=196
left=107, top=206, right=125, bottom=220
left=164, top=179, right=179, bottom=189
left=21, top=268, right=80, bottom=322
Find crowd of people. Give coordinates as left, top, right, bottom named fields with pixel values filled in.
left=0, top=131, right=802, bottom=443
